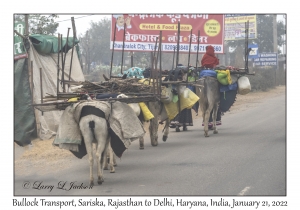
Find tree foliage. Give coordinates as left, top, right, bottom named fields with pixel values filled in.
left=78, top=17, right=112, bottom=74
left=78, top=17, right=166, bottom=73
left=14, top=14, right=59, bottom=35
left=83, top=18, right=111, bottom=65
left=79, top=17, right=142, bottom=73
left=226, top=15, right=286, bottom=54
left=256, top=15, right=285, bottom=53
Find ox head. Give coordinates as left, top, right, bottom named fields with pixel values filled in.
left=180, top=67, right=199, bottom=81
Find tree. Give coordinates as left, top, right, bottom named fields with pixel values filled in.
left=256, top=15, right=285, bottom=54
left=226, top=14, right=286, bottom=54
left=14, top=14, right=59, bottom=35
left=79, top=17, right=112, bottom=69
left=79, top=17, right=153, bottom=70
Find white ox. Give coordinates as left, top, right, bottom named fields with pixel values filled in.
left=79, top=107, right=110, bottom=186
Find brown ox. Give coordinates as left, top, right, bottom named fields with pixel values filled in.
left=115, top=94, right=170, bottom=149
left=196, top=76, right=220, bottom=137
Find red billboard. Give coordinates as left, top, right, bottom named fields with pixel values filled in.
left=110, top=14, right=224, bottom=54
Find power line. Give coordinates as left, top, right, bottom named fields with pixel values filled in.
left=56, top=15, right=94, bottom=23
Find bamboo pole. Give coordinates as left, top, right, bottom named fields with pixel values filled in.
left=176, top=21, right=181, bottom=122
left=68, top=17, right=77, bottom=88
left=155, top=36, right=160, bottom=95
left=24, top=14, right=33, bottom=100
left=172, top=46, right=175, bottom=70
left=176, top=21, right=180, bottom=68
left=246, top=20, right=249, bottom=72
left=57, top=33, right=60, bottom=100
left=60, top=35, right=64, bottom=85
left=244, top=21, right=247, bottom=71
left=151, top=36, right=159, bottom=82
left=152, top=37, right=159, bottom=95
left=153, top=36, right=158, bottom=64
left=151, top=52, right=155, bottom=95
left=110, top=22, right=117, bottom=79
left=155, top=37, right=160, bottom=68
left=39, top=68, right=43, bottom=104
left=120, top=23, right=127, bottom=74
left=195, top=30, right=200, bottom=69
left=31, top=61, right=34, bottom=103
left=62, top=28, right=70, bottom=92
left=14, top=30, right=25, bottom=39
left=159, top=30, right=162, bottom=99
left=186, top=29, right=192, bottom=83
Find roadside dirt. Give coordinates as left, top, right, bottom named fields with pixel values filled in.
left=14, top=85, right=286, bottom=176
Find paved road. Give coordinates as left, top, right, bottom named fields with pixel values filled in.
left=14, top=93, right=286, bottom=196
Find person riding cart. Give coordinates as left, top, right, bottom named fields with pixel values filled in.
left=200, top=46, right=222, bottom=129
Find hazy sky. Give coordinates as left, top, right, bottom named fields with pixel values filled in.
left=55, top=14, right=110, bottom=37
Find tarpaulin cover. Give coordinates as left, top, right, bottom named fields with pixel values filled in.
left=29, top=34, right=79, bottom=54
left=14, top=59, right=36, bottom=146
left=14, top=34, right=85, bottom=146
left=29, top=40, right=85, bottom=141
left=53, top=101, right=145, bottom=158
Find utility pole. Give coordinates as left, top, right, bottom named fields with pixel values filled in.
left=273, top=14, right=278, bottom=86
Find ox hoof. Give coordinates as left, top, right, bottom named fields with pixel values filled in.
left=176, top=127, right=180, bottom=132
left=162, top=135, right=168, bottom=142
left=90, top=181, right=94, bottom=187
left=183, top=126, right=187, bottom=131
left=151, top=137, right=158, bottom=146
left=151, top=142, right=158, bottom=147
left=98, top=177, right=104, bottom=185
left=110, top=170, right=115, bottom=173
left=139, top=146, right=144, bottom=150
left=213, top=130, right=218, bottom=134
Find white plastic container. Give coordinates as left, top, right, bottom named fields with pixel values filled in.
left=237, top=76, right=251, bottom=95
